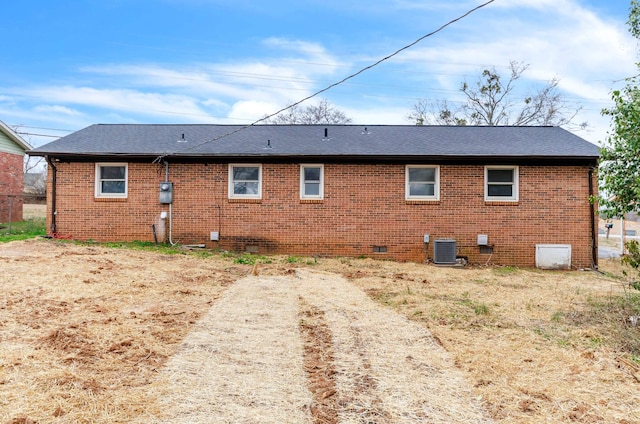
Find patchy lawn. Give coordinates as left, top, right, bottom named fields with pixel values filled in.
left=310, top=257, right=640, bottom=423
left=0, top=215, right=45, bottom=242
left=1, top=240, right=639, bottom=423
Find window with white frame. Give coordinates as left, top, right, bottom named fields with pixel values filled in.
left=95, top=163, right=128, bottom=198
left=406, top=165, right=439, bottom=200
left=485, top=166, right=519, bottom=201
left=229, top=164, right=262, bottom=199
left=300, top=164, right=324, bottom=199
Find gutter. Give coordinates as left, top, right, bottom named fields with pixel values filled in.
left=588, top=167, right=598, bottom=269
left=27, top=152, right=600, bottom=166
left=45, top=156, right=57, bottom=235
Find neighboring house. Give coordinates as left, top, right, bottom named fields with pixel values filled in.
left=29, top=124, right=599, bottom=268
left=0, top=120, right=31, bottom=223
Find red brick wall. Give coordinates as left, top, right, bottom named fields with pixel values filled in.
left=46, top=161, right=597, bottom=268
left=0, top=152, right=24, bottom=223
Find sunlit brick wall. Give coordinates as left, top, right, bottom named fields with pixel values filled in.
left=46, top=160, right=597, bottom=268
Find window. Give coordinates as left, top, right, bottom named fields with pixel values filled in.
left=300, top=164, right=324, bottom=199
left=406, top=165, right=439, bottom=200
left=229, top=164, right=262, bottom=199
left=485, top=166, right=519, bottom=201
left=95, top=163, right=127, bottom=198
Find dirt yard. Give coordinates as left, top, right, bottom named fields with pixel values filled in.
left=1, top=239, right=639, bottom=423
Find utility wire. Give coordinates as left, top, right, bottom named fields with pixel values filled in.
left=17, top=132, right=62, bottom=139
left=14, top=125, right=74, bottom=133
left=164, top=0, right=496, bottom=158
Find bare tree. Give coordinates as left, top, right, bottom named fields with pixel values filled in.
left=24, top=156, right=47, bottom=197
left=264, top=99, right=352, bottom=124
left=409, top=99, right=468, bottom=126
left=408, top=61, right=585, bottom=128
left=23, top=155, right=44, bottom=173
left=14, top=128, right=47, bottom=198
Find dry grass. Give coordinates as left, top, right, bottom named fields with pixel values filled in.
left=1, top=239, right=639, bottom=423
left=138, top=275, right=313, bottom=424
left=22, top=204, right=46, bottom=221
left=294, top=269, right=493, bottom=423
left=139, top=270, right=492, bottom=423
left=309, top=257, right=640, bottom=423
left=0, top=239, right=235, bottom=423
left=127, top=270, right=494, bottom=423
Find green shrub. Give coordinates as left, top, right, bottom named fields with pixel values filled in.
left=622, top=240, right=640, bottom=290
left=234, top=253, right=257, bottom=265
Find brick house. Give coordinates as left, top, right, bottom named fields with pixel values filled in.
left=29, top=124, right=599, bottom=268
left=0, top=120, right=31, bottom=223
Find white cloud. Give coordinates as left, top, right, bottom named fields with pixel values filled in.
left=227, top=100, right=281, bottom=123
left=33, top=105, right=82, bottom=116
left=73, top=38, right=348, bottom=121
left=17, top=86, right=212, bottom=121
left=344, top=104, right=410, bottom=125
left=2, top=0, right=635, bottom=145
left=261, top=38, right=343, bottom=72
left=372, top=0, right=635, bottom=142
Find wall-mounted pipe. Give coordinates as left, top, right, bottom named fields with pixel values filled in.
left=588, top=167, right=598, bottom=269
left=45, top=156, right=58, bottom=235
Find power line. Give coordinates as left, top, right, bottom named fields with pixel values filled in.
left=17, top=132, right=62, bottom=138
left=13, top=125, right=74, bottom=133
left=175, top=0, right=496, bottom=157
left=81, top=63, right=616, bottom=105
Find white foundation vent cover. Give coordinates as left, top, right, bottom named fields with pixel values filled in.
left=535, top=244, right=572, bottom=270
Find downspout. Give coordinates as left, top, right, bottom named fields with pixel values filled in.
left=45, top=156, right=58, bottom=235
left=588, top=167, right=598, bottom=269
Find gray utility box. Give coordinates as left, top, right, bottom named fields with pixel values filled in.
left=159, top=182, right=173, bottom=204
left=433, top=239, right=456, bottom=264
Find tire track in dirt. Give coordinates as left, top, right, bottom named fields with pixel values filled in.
left=141, top=270, right=494, bottom=423
left=296, top=269, right=495, bottom=423
left=299, top=298, right=340, bottom=424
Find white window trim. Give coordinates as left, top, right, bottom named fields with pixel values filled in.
left=228, top=164, right=262, bottom=199
left=485, top=165, right=519, bottom=202
left=95, top=162, right=128, bottom=198
left=300, top=164, right=324, bottom=200
left=405, top=165, right=440, bottom=201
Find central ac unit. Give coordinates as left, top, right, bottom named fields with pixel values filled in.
left=433, top=239, right=456, bottom=264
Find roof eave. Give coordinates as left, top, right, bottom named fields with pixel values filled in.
left=0, top=120, right=32, bottom=151
left=33, top=151, right=599, bottom=165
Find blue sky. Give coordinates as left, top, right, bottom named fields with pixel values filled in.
left=1, top=0, right=637, bottom=148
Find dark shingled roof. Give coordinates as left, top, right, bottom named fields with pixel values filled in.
left=29, top=124, right=599, bottom=162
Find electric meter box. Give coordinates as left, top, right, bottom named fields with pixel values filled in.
left=159, top=182, right=173, bottom=204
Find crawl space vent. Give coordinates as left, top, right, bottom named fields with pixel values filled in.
left=536, top=244, right=571, bottom=270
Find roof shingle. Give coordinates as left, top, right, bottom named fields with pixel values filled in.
left=29, top=124, right=599, bottom=160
